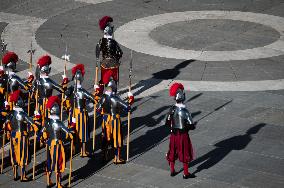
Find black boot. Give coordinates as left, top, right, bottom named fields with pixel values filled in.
left=183, top=173, right=196, bottom=179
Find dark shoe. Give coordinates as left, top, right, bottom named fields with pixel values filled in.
left=183, top=174, right=196, bottom=179
left=170, top=171, right=177, bottom=177
left=13, top=167, right=18, bottom=181
left=20, top=174, right=30, bottom=182
left=113, top=158, right=126, bottom=165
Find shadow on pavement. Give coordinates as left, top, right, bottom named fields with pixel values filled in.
left=118, top=59, right=195, bottom=96
left=190, top=123, right=266, bottom=175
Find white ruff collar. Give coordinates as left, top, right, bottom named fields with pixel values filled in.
left=103, top=35, right=113, bottom=39
left=49, top=115, right=60, bottom=120
left=105, top=90, right=112, bottom=96
left=175, top=103, right=185, bottom=108
left=76, top=84, right=82, bottom=88
left=40, top=75, right=49, bottom=78
left=13, top=107, right=23, bottom=112
left=8, top=71, right=15, bottom=77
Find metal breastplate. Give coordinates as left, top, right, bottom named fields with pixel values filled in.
left=11, top=111, right=27, bottom=132
left=74, top=88, right=85, bottom=109
left=38, top=77, right=53, bottom=98
left=172, top=106, right=192, bottom=130
left=9, top=75, right=21, bottom=92
left=102, top=95, right=125, bottom=116
left=48, top=119, right=63, bottom=141
left=101, top=38, right=119, bottom=60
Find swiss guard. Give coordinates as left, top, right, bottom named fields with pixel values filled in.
left=69, top=64, right=95, bottom=157
left=165, top=83, right=196, bottom=179
left=96, top=16, right=123, bottom=88
left=35, top=55, right=65, bottom=124
left=40, top=96, right=73, bottom=188
left=2, top=52, right=29, bottom=94
left=3, top=90, right=38, bottom=181
left=97, top=70, right=133, bottom=164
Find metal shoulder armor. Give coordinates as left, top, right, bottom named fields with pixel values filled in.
left=47, top=119, right=68, bottom=141
left=81, top=88, right=95, bottom=103
left=109, top=95, right=128, bottom=115
left=9, top=74, right=27, bottom=92
left=10, top=110, right=29, bottom=132
left=38, top=77, right=53, bottom=98
left=172, top=106, right=193, bottom=130
left=114, top=95, right=128, bottom=110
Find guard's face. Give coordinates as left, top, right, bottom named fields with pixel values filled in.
left=50, top=103, right=60, bottom=115
left=175, top=89, right=185, bottom=102
left=16, top=96, right=25, bottom=108
left=6, top=61, right=16, bottom=71
left=41, top=65, right=51, bottom=74
left=74, top=71, right=84, bottom=83
left=104, top=25, right=114, bottom=36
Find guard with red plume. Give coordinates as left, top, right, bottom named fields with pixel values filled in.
left=96, top=15, right=122, bottom=91
left=165, top=82, right=196, bottom=179
left=70, top=63, right=96, bottom=157
left=5, top=89, right=38, bottom=182
left=41, top=95, right=73, bottom=188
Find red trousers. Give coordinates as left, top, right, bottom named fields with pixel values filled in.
left=166, top=131, right=194, bottom=163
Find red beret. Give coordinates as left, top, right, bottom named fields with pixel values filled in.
left=46, top=96, right=60, bottom=109
left=37, top=55, right=51, bottom=68
left=2, top=52, right=18, bottom=65
left=169, top=83, right=185, bottom=96
left=72, top=64, right=85, bottom=77
left=99, top=16, right=113, bottom=30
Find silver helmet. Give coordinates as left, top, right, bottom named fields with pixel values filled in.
left=104, top=24, right=114, bottom=36
left=40, top=64, right=51, bottom=74
left=6, top=61, right=16, bottom=71
left=175, top=88, right=185, bottom=102
left=15, top=95, right=25, bottom=108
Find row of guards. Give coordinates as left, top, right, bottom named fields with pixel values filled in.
left=0, top=16, right=135, bottom=188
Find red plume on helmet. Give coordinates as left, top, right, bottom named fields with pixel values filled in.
left=169, top=83, right=184, bottom=96
left=72, top=64, right=85, bottom=77
left=37, top=55, right=51, bottom=68
left=2, top=51, right=18, bottom=65
left=102, top=69, right=117, bottom=84
left=9, top=90, right=21, bottom=103
left=46, top=96, right=60, bottom=109
left=99, top=16, right=113, bottom=30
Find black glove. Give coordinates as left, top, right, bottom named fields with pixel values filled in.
left=189, top=122, right=197, bottom=130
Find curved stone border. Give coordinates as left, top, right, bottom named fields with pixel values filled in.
left=1, top=7, right=284, bottom=91
left=115, top=11, right=284, bottom=61
left=117, top=78, right=284, bottom=99
left=0, top=12, right=74, bottom=78
left=0, top=0, right=114, bottom=78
